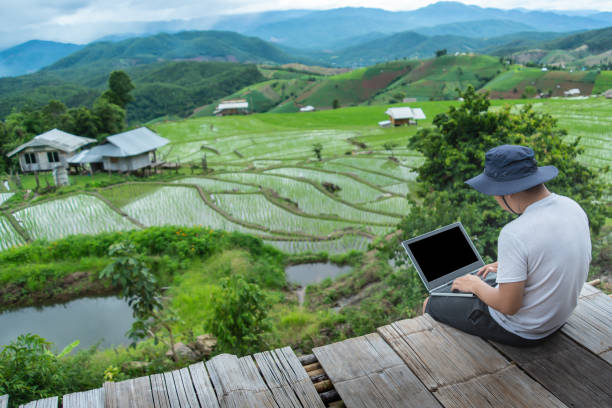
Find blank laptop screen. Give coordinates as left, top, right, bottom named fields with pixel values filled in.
left=406, top=225, right=479, bottom=282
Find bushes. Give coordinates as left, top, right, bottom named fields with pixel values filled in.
left=0, top=335, right=77, bottom=406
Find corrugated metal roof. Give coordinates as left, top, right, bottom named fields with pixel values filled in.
left=7, top=129, right=96, bottom=157
left=384, top=107, right=426, bottom=120
left=216, top=102, right=249, bottom=110
left=67, top=146, right=108, bottom=164
left=411, top=108, right=426, bottom=120
left=385, top=107, right=414, bottom=120
left=105, top=127, right=168, bottom=157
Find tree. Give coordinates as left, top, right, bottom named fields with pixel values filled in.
left=312, top=143, right=323, bottom=161
left=102, top=71, right=134, bottom=109
left=206, top=275, right=270, bottom=355
left=93, top=97, right=125, bottom=139
left=99, top=241, right=179, bottom=360
left=395, top=86, right=609, bottom=261
left=435, top=49, right=447, bottom=57
left=332, top=99, right=340, bottom=109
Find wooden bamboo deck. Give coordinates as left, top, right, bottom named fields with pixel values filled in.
left=7, top=283, right=612, bottom=408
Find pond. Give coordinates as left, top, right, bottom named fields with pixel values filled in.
left=0, top=296, right=135, bottom=352
left=285, top=262, right=353, bottom=287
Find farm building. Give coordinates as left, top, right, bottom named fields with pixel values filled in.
left=564, top=88, right=581, bottom=96
left=214, top=99, right=249, bottom=116
left=384, top=107, right=426, bottom=126
left=6, top=129, right=95, bottom=173
left=300, top=105, right=315, bottom=112
left=604, top=89, right=612, bottom=99
left=69, top=127, right=168, bottom=173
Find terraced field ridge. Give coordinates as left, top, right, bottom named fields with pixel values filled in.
left=0, top=97, right=609, bottom=253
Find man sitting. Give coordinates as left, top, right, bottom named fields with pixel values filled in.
left=423, top=145, right=591, bottom=346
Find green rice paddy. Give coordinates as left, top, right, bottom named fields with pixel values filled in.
left=13, top=195, right=138, bottom=241
left=1, top=97, right=609, bottom=254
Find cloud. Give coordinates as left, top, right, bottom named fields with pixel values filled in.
left=1, top=0, right=611, bottom=49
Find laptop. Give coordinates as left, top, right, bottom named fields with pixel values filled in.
left=401, top=222, right=490, bottom=297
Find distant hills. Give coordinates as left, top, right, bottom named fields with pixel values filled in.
left=0, top=40, right=83, bottom=77
left=231, top=3, right=611, bottom=50
left=2, top=2, right=611, bottom=78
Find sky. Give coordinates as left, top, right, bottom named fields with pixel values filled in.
left=1, top=0, right=611, bottom=49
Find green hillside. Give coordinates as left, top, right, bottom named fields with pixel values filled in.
left=370, top=55, right=504, bottom=102
left=297, top=61, right=417, bottom=108
left=0, top=61, right=265, bottom=123
left=483, top=67, right=597, bottom=98
left=45, top=31, right=296, bottom=73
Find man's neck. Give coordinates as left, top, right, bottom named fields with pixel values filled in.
left=515, top=188, right=551, bottom=214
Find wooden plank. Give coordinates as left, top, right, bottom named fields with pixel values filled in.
left=163, top=371, right=182, bottom=408
left=63, top=388, right=104, bottom=408
left=562, top=290, right=612, bottom=361
left=0, top=395, right=8, bottom=408
left=18, top=397, right=58, bottom=408
left=253, top=347, right=324, bottom=408
left=378, top=315, right=565, bottom=408
left=171, top=369, right=192, bottom=407
left=189, top=362, right=220, bottom=408
left=313, top=332, right=441, bottom=408
left=150, top=374, right=171, bottom=408
left=104, top=381, right=118, bottom=408
left=168, top=368, right=201, bottom=407
left=34, top=397, right=58, bottom=408
left=378, top=316, right=508, bottom=389
left=579, top=283, right=600, bottom=298
left=206, top=353, right=278, bottom=408
left=179, top=367, right=204, bottom=407
left=105, top=377, right=154, bottom=408
left=492, top=331, right=612, bottom=408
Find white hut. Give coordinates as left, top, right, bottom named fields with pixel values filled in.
left=69, top=127, right=168, bottom=173
left=7, top=129, right=95, bottom=173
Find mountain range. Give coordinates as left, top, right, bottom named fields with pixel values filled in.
left=1, top=2, right=611, bottom=77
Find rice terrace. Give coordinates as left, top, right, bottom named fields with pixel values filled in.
left=1, top=1, right=612, bottom=406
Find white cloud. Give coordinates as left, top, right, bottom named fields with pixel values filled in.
left=0, top=0, right=610, bottom=49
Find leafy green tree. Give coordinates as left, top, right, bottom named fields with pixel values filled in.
left=396, top=86, right=609, bottom=261
left=312, top=143, right=323, bottom=161
left=206, top=275, right=270, bottom=355
left=435, top=49, right=447, bottom=57
left=65, top=107, right=99, bottom=138
left=332, top=99, right=340, bottom=109
left=102, top=71, right=135, bottom=109
left=93, top=97, right=125, bottom=139
left=0, top=334, right=78, bottom=406
left=99, top=241, right=179, bottom=359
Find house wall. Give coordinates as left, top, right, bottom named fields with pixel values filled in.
left=18, top=148, right=70, bottom=172
left=103, top=152, right=151, bottom=172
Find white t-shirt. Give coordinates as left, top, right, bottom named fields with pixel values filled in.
left=489, top=193, right=591, bottom=339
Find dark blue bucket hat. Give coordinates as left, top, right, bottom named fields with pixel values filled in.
left=465, top=145, right=558, bottom=195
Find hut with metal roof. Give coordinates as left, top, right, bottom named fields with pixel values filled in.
left=69, top=127, right=168, bottom=173
left=384, top=107, right=426, bottom=126
left=213, top=99, right=249, bottom=116
left=6, top=129, right=96, bottom=173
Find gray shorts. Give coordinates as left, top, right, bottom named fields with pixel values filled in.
left=425, top=295, right=551, bottom=347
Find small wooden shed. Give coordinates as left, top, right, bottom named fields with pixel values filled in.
left=213, top=99, right=249, bottom=116
left=384, top=107, right=426, bottom=126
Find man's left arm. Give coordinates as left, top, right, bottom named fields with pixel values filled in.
left=452, top=275, right=525, bottom=315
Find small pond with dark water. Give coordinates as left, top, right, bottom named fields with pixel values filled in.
left=285, top=262, right=353, bottom=287
left=285, top=262, right=353, bottom=306
left=0, top=296, right=135, bottom=351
